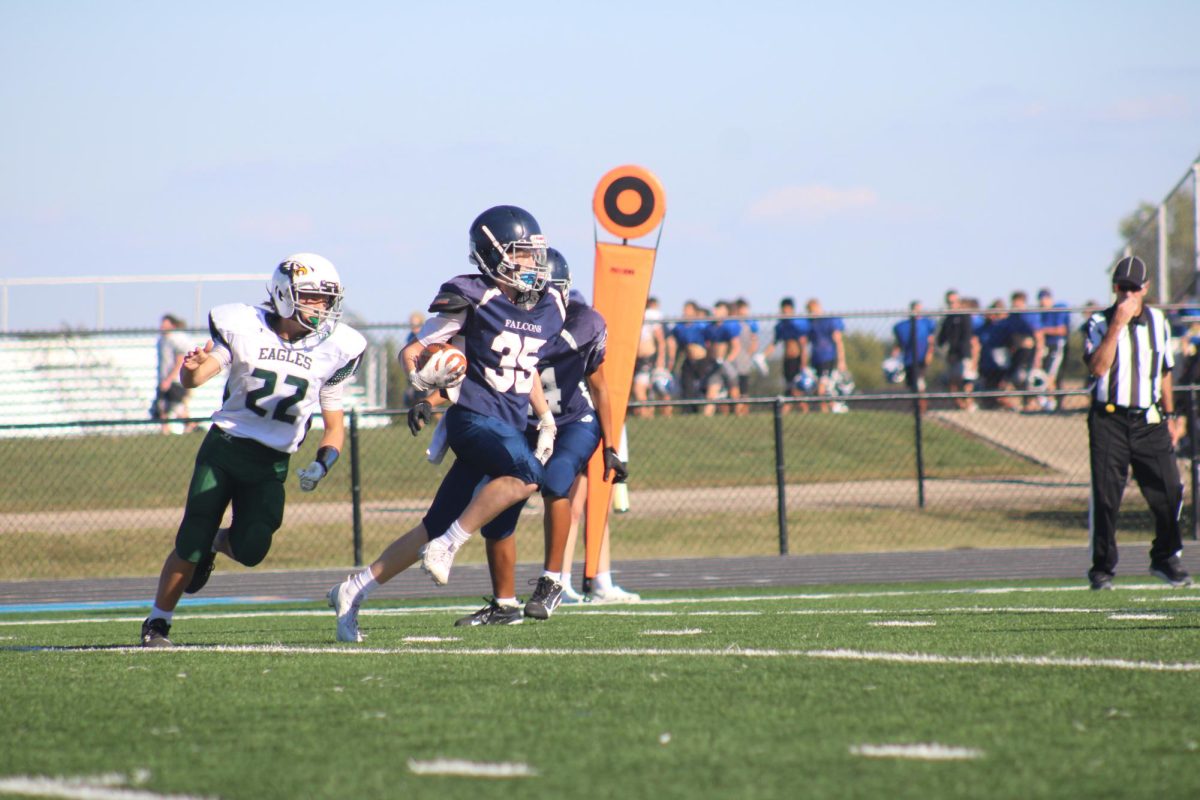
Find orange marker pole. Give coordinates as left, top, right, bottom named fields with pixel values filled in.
left=584, top=165, right=666, bottom=586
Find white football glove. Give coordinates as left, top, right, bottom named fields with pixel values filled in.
left=410, top=350, right=467, bottom=391
left=296, top=461, right=327, bottom=492
left=534, top=410, right=557, bottom=465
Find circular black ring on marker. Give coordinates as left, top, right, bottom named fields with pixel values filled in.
left=603, top=177, right=655, bottom=228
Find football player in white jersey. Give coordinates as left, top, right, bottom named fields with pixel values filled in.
left=140, top=253, right=366, bottom=647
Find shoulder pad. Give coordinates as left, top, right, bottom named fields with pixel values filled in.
left=429, top=276, right=485, bottom=314
left=208, top=303, right=261, bottom=347
left=428, top=290, right=472, bottom=315
left=327, top=324, right=368, bottom=360
left=573, top=306, right=607, bottom=346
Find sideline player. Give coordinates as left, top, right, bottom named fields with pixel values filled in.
left=139, top=254, right=366, bottom=647
left=478, top=249, right=627, bottom=622
left=631, top=297, right=669, bottom=418
left=328, top=205, right=566, bottom=640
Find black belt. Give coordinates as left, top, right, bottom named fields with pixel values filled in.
left=1093, top=402, right=1151, bottom=418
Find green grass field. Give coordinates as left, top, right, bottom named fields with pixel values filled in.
left=0, top=411, right=1044, bottom=514
left=3, top=580, right=1199, bottom=800
left=3, top=409, right=1090, bottom=580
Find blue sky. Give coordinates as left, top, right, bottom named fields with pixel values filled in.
left=2, top=1, right=1198, bottom=331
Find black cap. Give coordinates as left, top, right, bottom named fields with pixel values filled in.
left=1113, top=256, right=1148, bottom=287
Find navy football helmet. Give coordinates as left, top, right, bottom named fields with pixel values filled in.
left=468, top=205, right=549, bottom=295
left=546, top=247, right=571, bottom=302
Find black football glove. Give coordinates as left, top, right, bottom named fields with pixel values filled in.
left=603, top=446, right=628, bottom=483
left=407, top=400, right=434, bottom=436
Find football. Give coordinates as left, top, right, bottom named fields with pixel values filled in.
left=416, top=343, right=467, bottom=376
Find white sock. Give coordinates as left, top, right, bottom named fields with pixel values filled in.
left=561, top=571, right=572, bottom=586
left=495, top=597, right=519, bottom=608
left=542, top=570, right=562, bottom=583
left=148, top=605, right=173, bottom=624
left=444, top=519, right=472, bottom=548
left=594, top=571, right=614, bottom=591
left=349, top=567, right=377, bottom=599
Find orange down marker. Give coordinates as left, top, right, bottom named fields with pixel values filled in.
left=584, top=165, right=666, bottom=582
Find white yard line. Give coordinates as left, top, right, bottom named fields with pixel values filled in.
left=0, top=774, right=215, bottom=800
left=18, top=643, right=1200, bottom=673
left=5, top=582, right=1192, bottom=628
left=406, top=759, right=537, bottom=778
left=850, top=743, right=983, bottom=760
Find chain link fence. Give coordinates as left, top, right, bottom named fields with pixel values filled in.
left=1121, top=159, right=1199, bottom=304
left=4, top=387, right=1197, bottom=582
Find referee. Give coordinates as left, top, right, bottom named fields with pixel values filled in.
left=1083, top=255, right=1192, bottom=590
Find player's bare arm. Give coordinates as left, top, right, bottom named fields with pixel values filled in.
left=180, top=341, right=222, bottom=388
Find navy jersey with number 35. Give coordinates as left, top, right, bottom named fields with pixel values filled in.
left=428, top=275, right=566, bottom=430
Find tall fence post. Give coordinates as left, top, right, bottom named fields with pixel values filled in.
left=908, top=313, right=927, bottom=509
left=1190, top=387, right=1199, bottom=541
left=350, top=409, right=364, bottom=566
left=773, top=397, right=789, bottom=555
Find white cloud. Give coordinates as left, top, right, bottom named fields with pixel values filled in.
left=746, top=184, right=880, bottom=223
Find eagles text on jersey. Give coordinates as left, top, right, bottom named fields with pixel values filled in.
left=207, top=303, right=367, bottom=453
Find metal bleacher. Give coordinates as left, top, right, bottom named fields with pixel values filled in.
left=0, top=333, right=386, bottom=437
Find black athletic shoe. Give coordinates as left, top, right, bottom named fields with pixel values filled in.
left=140, top=617, right=173, bottom=647
left=1088, top=570, right=1114, bottom=591
left=1150, top=560, right=1194, bottom=588
left=524, top=576, right=564, bottom=620
left=184, top=552, right=215, bottom=595
left=454, top=598, right=524, bottom=627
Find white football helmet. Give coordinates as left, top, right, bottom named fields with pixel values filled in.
left=882, top=356, right=906, bottom=385
left=267, top=253, right=345, bottom=338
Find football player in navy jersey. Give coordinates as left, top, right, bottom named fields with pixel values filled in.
left=328, top=205, right=567, bottom=640
left=476, top=249, right=627, bottom=623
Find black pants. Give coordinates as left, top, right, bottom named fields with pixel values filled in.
left=1088, top=407, right=1183, bottom=575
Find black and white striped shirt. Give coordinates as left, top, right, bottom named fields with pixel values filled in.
left=1083, top=305, right=1174, bottom=408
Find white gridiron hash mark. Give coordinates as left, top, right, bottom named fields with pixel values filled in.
left=406, top=759, right=537, bottom=778
left=0, top=773, right=217, bottom=799
left=1108, top=614, right=1173, bottom=621
left=850, top=743, right=984, bottom=760
left=641, top=629, right=704, bottom=636
left=870, top=620, right=936, bottom=627
left=402, top=636, right=462, bottom=642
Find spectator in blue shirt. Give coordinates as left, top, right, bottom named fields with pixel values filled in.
left=977, top=299, right=1019, bottom=410
left=672, top=300, right=710, bottom=411
left=1035, top=288, right=1071, bottom=410
left=891, top=300, right=937, bottom=413
left=1006, top=291, right=1039, bottom=409
left=703, top=300, right=742, bottom=416
left=805, top=297, right=846, bottom=413
left=762, top=296, right=810, bottom=410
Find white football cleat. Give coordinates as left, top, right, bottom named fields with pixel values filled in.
left=559, top=582, right=585, bottom=604
left=588, top=584, right=641, bottom=604
left=327, top=579, right=364, bottom=643
left=419, top=536, right=460, bottom=586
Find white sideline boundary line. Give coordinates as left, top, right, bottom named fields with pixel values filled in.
left=20, top=643, right=1200, bottom=673
left=3, top=582, right=1193, bottom=628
